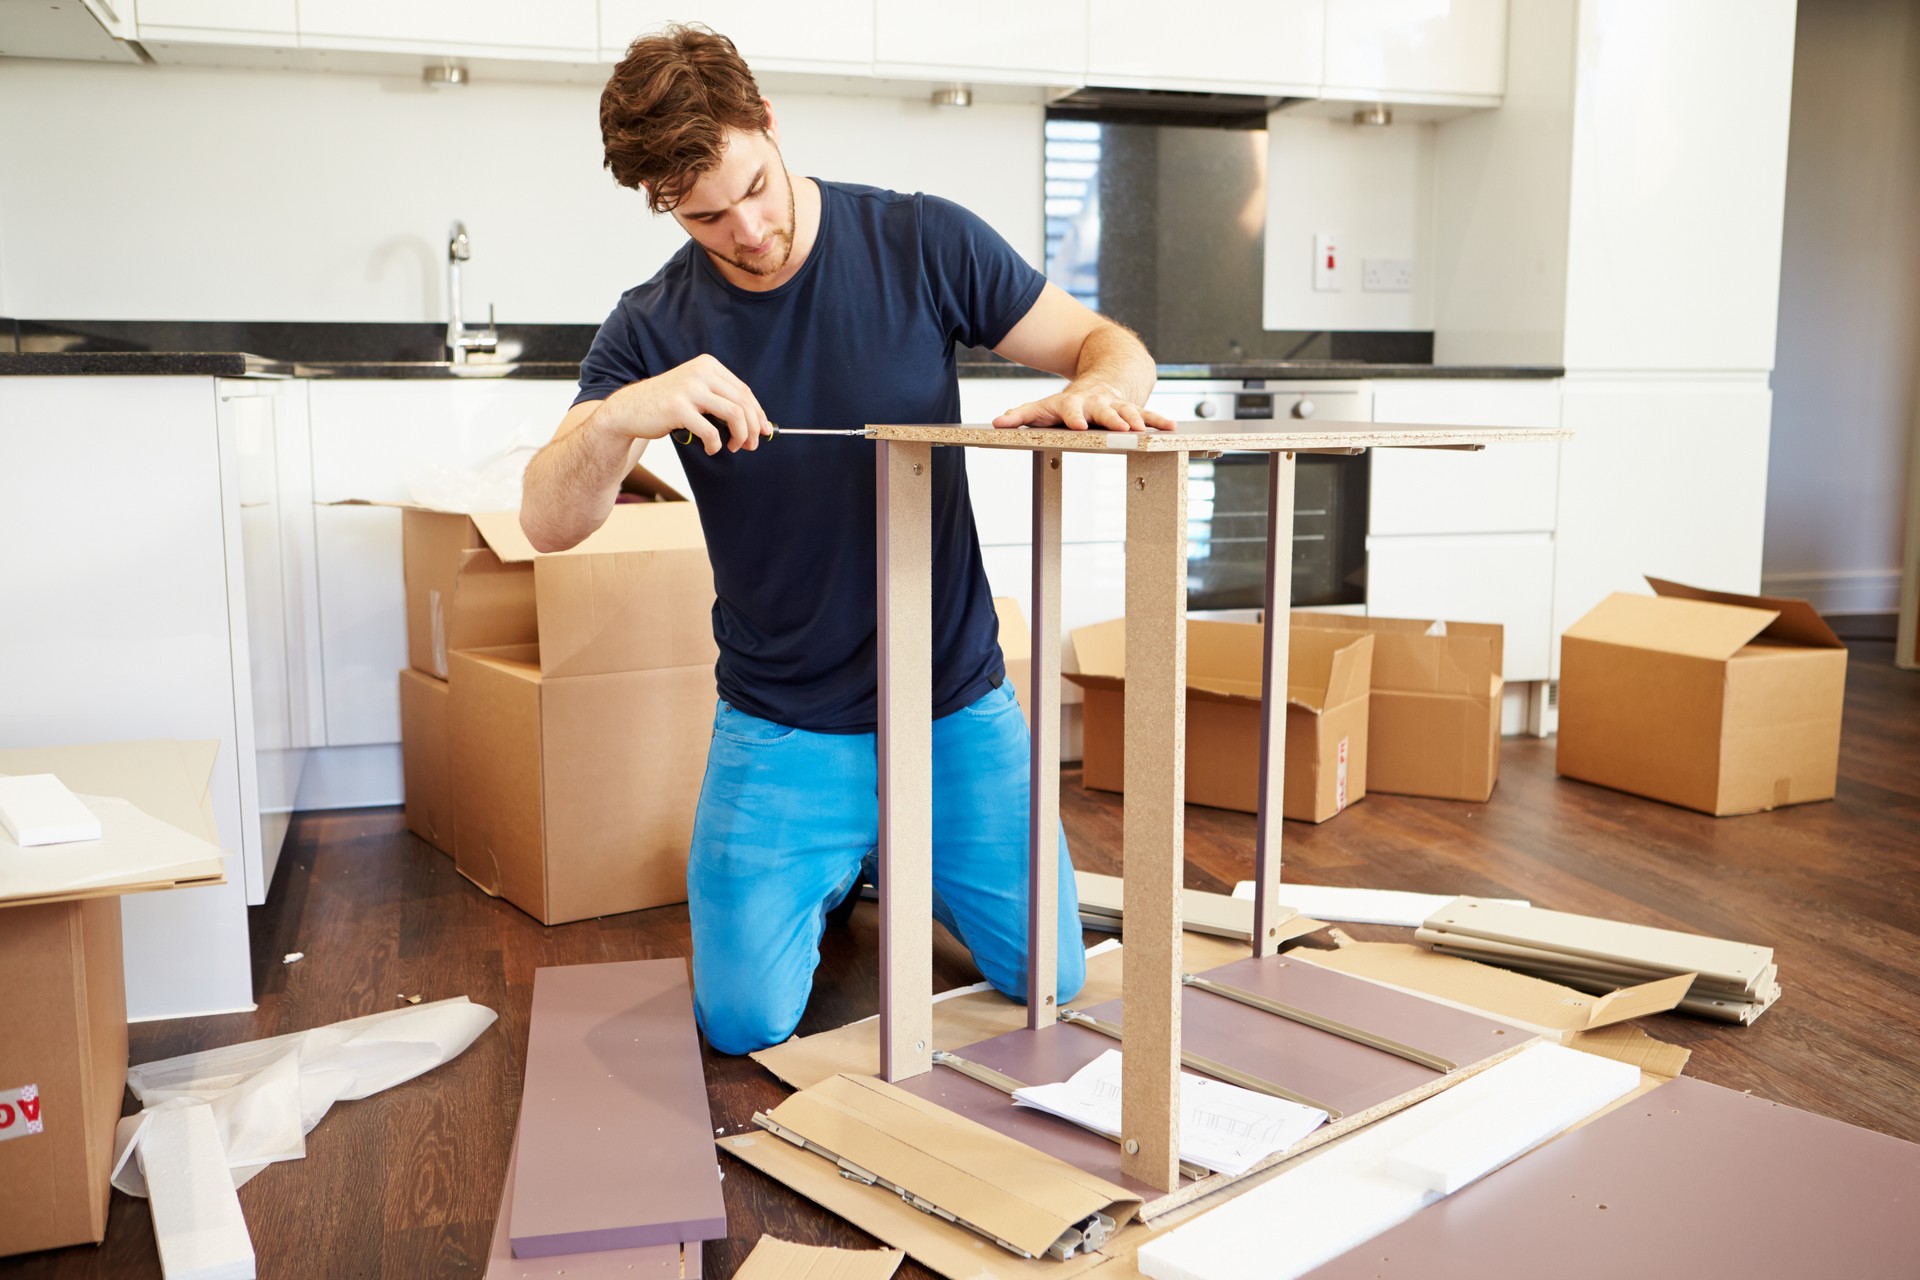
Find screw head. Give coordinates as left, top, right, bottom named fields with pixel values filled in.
left=1124, top=1139, right=1139, bottom=1155
left=1044, top=994, right=1055, bottom=1006
left=1135, top=477, right=1146, bottom=490
left=912, top=463, right=924, bottom=476
left=915, top=1039, right=926, bottom=1051
left=1050, top=457, right=1060, bottom=470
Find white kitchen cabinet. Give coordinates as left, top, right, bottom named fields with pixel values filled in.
left=1367, top=532, right=1555, bottom=682
left=297, top=0, right=596, bottom=58
left=312, top=503, right=406, bottom=747
left=0, top=376, right=258, bottom=1018
left=1367, top=379, right=1560, bottom=535
left=135, top=0, right=296, bottom=42
left=599, top=0, right=872, bottom=73
left=1087, top=0, right=1321, bottom=95
left=876, top=1, right=1085, bottom=84
left=1323, top=0, right=1508, bottom=102
left=1552, top=376, right=1773, bottom=675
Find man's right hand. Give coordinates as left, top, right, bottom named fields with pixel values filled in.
left=599, top=353, right=773, bottom=455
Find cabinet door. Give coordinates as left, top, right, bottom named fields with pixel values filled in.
left=1553, top=377, right=1773, bottom=674
left=876, top=1, right=1085, bottom=82
left=1323, top=0, right=1508, bottom=99
left=313, top=504, right=407, bottom=746
left=1369, top=379, right=1561, bottom=535
left=298, top=0, right=596, bottom=56
left=309, top=379, right=572, bottom=504
left=135, top=0, right=296, bottom=39
left=1367, top=532, right=1554, bottom=681
left=599, top=0, right=871, bottom=72
left=1087, top=0, right=1321, bottom=94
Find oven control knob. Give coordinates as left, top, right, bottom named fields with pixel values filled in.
left=1195, top=400, right=1221, bottom=419
left=1293, top=399, right=1316, bottom=419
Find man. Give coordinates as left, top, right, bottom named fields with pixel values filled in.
left=520, top=25, right=1172, bottom=1055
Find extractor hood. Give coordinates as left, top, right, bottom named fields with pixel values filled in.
left=1047, top=86, right=1303, bottom=131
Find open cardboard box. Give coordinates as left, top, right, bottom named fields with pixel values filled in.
left=1556, top=577, right=1848, bottom=815
left=0, top=740, right=223, bottom=1258
left=1065, top=619, right=1372, bottom=822
left=1295, top=613, right=1504, bottom=803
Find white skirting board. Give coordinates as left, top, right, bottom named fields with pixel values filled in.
left=293, top=743, right=402, bottom=810
left=141, top=1104, right=257, bottom=1280
left=1135, top=1042, right=1639, bottom=1280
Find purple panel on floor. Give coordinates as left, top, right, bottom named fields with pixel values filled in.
left=487, top=1129, right=699, bottom=1278
left=509, top=959, right=726, bottom=1259
left=893, top=1023, right=1188, bottom=1197
left=1301, top=1076, right=1920, bottom=1280
left=1074, top=955, right=1524, bottom=1117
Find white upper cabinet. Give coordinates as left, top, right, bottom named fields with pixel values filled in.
left=876, top=1, right=1086, bottom=84
left=1087, top=0, right=1321, bottom=95
left=600, top=1, right=873, bottom=74
left=297, top=0, right=597, bottom=58
left=135, top=0, right=295, bottom=41
left=1323, top=0, right=1507, bottom=101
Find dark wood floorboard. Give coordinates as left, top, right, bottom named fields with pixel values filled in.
left=9, top=639, right=1918, bottom=1278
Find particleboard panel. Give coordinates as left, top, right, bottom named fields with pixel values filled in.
left=486, top=1128, right=694, bottom=1278
left=1029, top=451, right=1063, bottom=1029
left=1423, top=898, right=1772, bottom=989
left=1121, top=450, right=1188, bottom=1192
left=1253, top=452, right=1297, bottom=957
left=862, top=422, right=1569, bottom=453
left=877, top=439, right=934, bottom=1081
left=1296, top=1076, right=1920, bottom=1279
left=901, top=954, right=1536, bottom=1218
left=509, top=959, right=724, bottom=1258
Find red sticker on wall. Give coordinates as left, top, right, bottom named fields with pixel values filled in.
left=0, top=1084, right=44, bottom=1141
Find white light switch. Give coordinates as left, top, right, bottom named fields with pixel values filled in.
left=1314, top=232, right=1341, bottom=292
left=1363, top=258, right=1415, bottom=292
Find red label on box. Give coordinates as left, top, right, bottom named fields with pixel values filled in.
left=1335, top=736, right=1349, bottom=812
left=0, top=1084, right=43, bottom=1140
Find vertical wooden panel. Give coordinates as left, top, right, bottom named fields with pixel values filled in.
left=877, top=440, right=934, bottom=1082
left=1027, top=451, right=1063, bottom=1030
left=1120, top=450, right=1187, bottom=1193
left=1254, top=451, right=1298, bottom=958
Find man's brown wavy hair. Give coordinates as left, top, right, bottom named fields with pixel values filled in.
left=601, top=25, right=771, bottom=214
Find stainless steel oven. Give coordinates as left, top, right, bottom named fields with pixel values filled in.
left=1145, top=381, right=1372, bottom=612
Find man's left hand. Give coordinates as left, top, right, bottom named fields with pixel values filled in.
left=991, top=384, right=1174, bottom=433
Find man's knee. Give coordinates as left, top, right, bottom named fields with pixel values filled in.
left=694, top=966, right=808, bottom=1055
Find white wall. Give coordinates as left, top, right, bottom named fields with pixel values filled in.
left=1263, top=113, right=1434, bottom=332
left=1762, top=0, right=1920, bottom=614
left=0, top=58, right=1043, bottom=322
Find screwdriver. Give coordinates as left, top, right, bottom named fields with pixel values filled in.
left=670, top=420, right=869, bottom=445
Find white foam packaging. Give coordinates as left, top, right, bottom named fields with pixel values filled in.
left=0, top=772, right=102, bottom=845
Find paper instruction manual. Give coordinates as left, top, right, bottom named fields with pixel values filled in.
left=1012, top=1049, right=1327, bottom=1176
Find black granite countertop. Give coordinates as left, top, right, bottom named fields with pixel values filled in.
left=0, top=320, right=1563, bottom=381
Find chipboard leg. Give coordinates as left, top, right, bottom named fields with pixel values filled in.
left=1121, top=449, right=1187, bottom=1194
left=877, top=439, right=933, bottom=1081
left=1253, top=451, right=1297, bottom=959
left=1028, top=451, right=1064, bottom=1030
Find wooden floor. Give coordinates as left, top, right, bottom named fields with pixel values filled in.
left=11, top=639, right=1919, bottom=1278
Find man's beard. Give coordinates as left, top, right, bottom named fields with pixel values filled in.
left=715, top=173, right=797, bottom=277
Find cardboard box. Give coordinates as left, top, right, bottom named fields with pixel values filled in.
left=401, top=499, right=713, bottom=681
left=1556, top=577, right=1848, bottom=815
left=399, top=668, right=453, bottom=856
left=1064, top=619, right=1372, bottom=822
left=993, top=596, right=1030, bottom=724
left=451, top=645, right=716, bottom=925
left=1295, top=613, right=1504, bottom=803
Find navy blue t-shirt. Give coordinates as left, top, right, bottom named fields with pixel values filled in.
left=573, top=180, right=1047, bottom=732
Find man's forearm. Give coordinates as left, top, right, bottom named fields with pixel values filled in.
left=520, top=406, right=640, bottom=553
left=1067, top=321, right=1157, bottom=405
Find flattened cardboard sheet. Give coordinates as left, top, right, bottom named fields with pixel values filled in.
left=509, top=960, right=724, bottom=1258
left=760, top=1074, right=1140, bottom=1261
left=732, top=1235, right=903, bottom=1280
left=1298, top=1077, right=1920, bottom=1280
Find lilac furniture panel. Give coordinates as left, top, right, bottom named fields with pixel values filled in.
left=510, top=959, right=726, bottom=1259
left=488, top=1129, right=700, bottom=1278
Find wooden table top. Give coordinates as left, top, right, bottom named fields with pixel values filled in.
left=863, top=421, right=1571, bottom=452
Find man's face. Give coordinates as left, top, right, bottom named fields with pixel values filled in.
left=670, top=129, right=797, bottom=279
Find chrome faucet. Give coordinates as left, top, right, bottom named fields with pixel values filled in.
left=446, top=220, right=498, bottom=363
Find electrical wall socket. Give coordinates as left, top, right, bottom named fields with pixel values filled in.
left=1363, top=258, right=1415, bottom=293
left=1314, top=232, right=1341, bottom=291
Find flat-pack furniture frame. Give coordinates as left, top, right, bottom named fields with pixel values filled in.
left=870, top=420, right=1567, bottom=1193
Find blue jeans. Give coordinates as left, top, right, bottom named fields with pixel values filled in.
left=687, top=682, right=1086, bottom=1055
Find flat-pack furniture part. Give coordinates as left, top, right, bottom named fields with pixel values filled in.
left=865, top=419, right=1567, bottom=1195
left=509, top=960, right=724, bottom=1260
left=486, top=1128, right=697, bottom=1279
left=1066, top=618, right=1373, bottom=822
left=1292, top=612, right=1504, bottom=803
left=1556, top=575, right=1848, bottom=815
left=1295, top=1075, right=1920, bottom=1279
left=1421, top=897, right=1773, bottom=993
